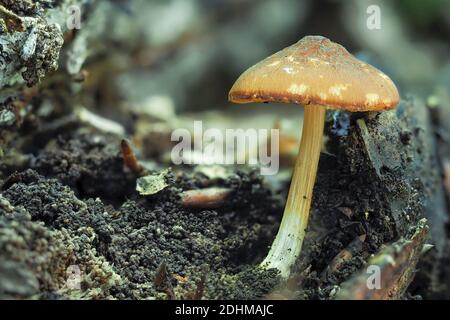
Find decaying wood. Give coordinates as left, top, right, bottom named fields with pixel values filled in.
left=321, top=234, right=366, bottom=281
left=336, top=219, right=428, bottom=300
left=428, top=87, right=450, bottom=297
left=350, top=96, right=448, bottom=297
left=355, top=97, right=446, bottom=237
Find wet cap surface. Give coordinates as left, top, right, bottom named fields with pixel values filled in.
left=229, top=36, right=400, bottom=112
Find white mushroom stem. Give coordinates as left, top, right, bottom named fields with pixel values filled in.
left=261, top=104, right=325, bottom=278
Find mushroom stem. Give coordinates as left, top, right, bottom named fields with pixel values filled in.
left=261, top=104, right=325, bottom=278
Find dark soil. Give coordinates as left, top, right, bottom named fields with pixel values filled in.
left=0, top=129, right=283, bottom=299
left=0, top=99, right=442, bottom=299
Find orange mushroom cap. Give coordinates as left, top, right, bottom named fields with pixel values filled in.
left=229, top=36, right=399, bottom=112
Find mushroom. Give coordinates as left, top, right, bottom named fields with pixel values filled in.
left=228, top=35, right=400, bottom=278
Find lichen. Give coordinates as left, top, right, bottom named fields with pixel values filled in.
left=0, top=0, right=84, bottom=88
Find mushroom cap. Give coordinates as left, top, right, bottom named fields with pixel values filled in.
left=229, top=36, right=399, bottom=112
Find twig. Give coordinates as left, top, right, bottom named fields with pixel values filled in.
left=75, top=106, right=125, bottom=136
left=180, top=188, right=232, bottom=209
left=120, top=139, right=143, bottom=175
